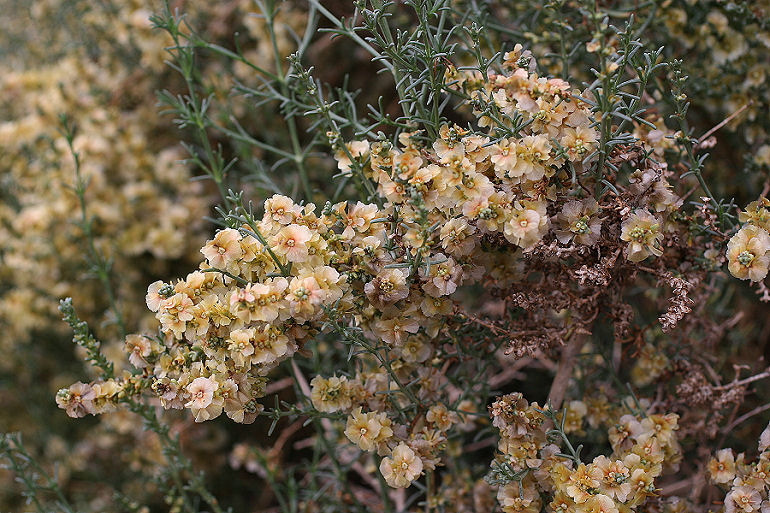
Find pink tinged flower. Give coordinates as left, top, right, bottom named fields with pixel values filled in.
left=506, top=209, right=541, bottom=240
left=125, top=334, right=152, bottom=369
left=364, top=269, right=409, bottom=307
left=341, top=202, right=378, bottom=239
left=229, top=286, right=257, bottom=323
left=57, top=382, right=96, bottom=418
left=289, top=276, right=324, bottom=321
left=145, top=280, right=165, bottom=312
left=727, top=486, right=763, bottom=513
left=201, top=228, right=243, bottom=269
left=273, top=224, right=312, bottom=262
left=462, top=195, right=489, bottom=220
left=264, top=194, right=300, bottom=224
left=161, top=293, right=195, bottom=322
left=431, top=264, right=461, bottom=296
left=186, top=376, right=218, bottom=410
left=252, top=327, right=288, bottom=364
left=491, top=138, right=518, bottom=177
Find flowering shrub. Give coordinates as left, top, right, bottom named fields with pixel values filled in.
left=5, top=0, right=770, bottom=512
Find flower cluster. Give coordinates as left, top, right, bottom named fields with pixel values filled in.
left=337, top=48, right=681, bottom=271
left=489, top=393, right=681, bottom=513
left=57, top=42, right=707, bottom=500
left=709, top=422, right=770, bottom=513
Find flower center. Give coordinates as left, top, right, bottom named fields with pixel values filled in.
left=572, top=218, right=589, bottom=234
left=738, top=250, right=755, bottom=267
left=629, top=226, right=646, bottom=241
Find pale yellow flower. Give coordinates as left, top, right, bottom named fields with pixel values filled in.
left=344, top=407, right=393, bottom=452
left=709, top=448, right=737, bottom=484
left=727, top=225, right=770, bottom=281
left=380, top=442, right=423, bottom=488
left=620, top=210, right=663, bottom=262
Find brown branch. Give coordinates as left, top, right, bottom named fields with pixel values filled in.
left=721, top=403, right=770, bottom=434
left=548, top=334, right=588, bottom=410
left=695, top=102, right=751, bottom=150
left=265, top=376, right=294, bottom=396
left=714, top=366, right=770, bottom=391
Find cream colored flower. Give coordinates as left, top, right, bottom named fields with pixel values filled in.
left=364, top=269, right=410, bottom=308
left=426, top=404, right=458, bottom=431
left=344, top=407, right=393, bottom=452
left=380, top=442, right=423, bottom=488
left=708, top=448, right=736, bottom=484
left=566, top=463, right=599, bottom=503
left=399, top=335, right=433, bottom=363
left=228, top=328, right=255, bottom=368
left=491, top=138, right=519, bottom=177
left=439, top=217, right=476, bottom=256
left=555, top=198, right=602, bottom=246
left=310, top=375, right=352, bottom=413
left=739, top=197, right=770, bottom=232
left=497, top=481, right=540, bottom=513
left=591, top=456, right=631, bottom=502
left=726, top=225, right=770, bottom=281
left=560, top=126, right=598, bottom=161
left=582, top=494, right=618, bottom=513
left=620, top=210, right=664, bottom=262
left=504, top=200, right=549, bottom=249
left=145, top=280, right=166, bottom=312
left=335, top=140, right=370, bottom=172
left=252, top=325, right=288, bottom=365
